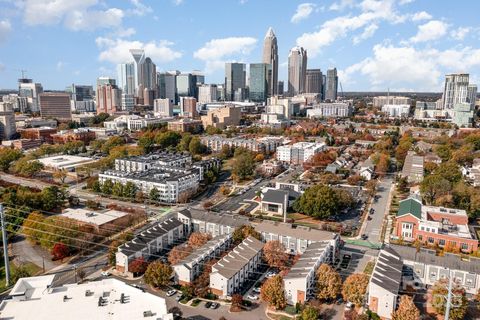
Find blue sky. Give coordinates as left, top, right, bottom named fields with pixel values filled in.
left=0, top=0, right=479, bottom=92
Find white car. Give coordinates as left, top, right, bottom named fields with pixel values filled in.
left=266, top=271, right=277, bottom=278
left=166, top=289, right=176, bottom=297
left=253, top=287, right=261, bottom=294
left=101, top=271, right=111, bottom=277
left=247, top=294, right=259, bottom=300
left=345, top=301, right=354, bottom=310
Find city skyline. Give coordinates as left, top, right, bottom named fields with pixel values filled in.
left=0, top=0, right=479, bottom=92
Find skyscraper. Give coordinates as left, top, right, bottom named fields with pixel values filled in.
left=39, top=93, right=72, bottom=120
left=0, top=102, right=16, bottom=140
left=305, top=69, right=323, bottom=95
left=198, top=84, right=217, bottom=104
left=176, top=73, right=196, bottom=98
left=225, top=63, right=246, bottom=101
left=249, top=63, right=270, bottom=103
left=287, top=47, right=307, bottom=97
left=467, top=84, right=477, bottom=107
left=442, top=74, right=470, bottom=109
left=130, top=49, right=145, bottom=95
left=262, top=27, right=278, bottom=96
left=142, top=57, right=156, bottom=91
left=117, top=63, right=135, bottom=95
left=18, top=79, right=43, bottom=113
left=325, top=68, right=338, bottom=102
left=96, top=77, right=121, bottom=115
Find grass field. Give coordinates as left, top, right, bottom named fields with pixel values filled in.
left=0, top=261, right=42, bottom=292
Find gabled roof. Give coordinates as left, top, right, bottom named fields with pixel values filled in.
left=397, top=198, right=422, bottom=219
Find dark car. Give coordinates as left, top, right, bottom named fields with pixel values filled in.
left=361, top=234, right=368, bottom=240
left=367, top=216, right=372, bottom=220
left=205, top=301, right=212, bottom=308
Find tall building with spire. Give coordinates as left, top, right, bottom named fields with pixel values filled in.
left=129, top=49, right=145, bottom=96
left=262, top=27, right=279, bottom=96
left=287, top=46, right=307, bottom=97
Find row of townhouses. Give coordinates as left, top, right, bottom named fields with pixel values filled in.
left=368, top=244, right=480, bottom=319
left=173, top=234, right=232, bottom=285
left=200, top=136, right=283, bottom=154
left=283, top=241, right=332, bottom=304
left=209, top=236, right=264, bottom=298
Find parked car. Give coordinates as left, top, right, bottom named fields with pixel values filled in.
left=361, top=234, right=368, bottom=240
left=166, top=289, right=176, bottom=297
left=132, top=284, right=145, bottom=292
left=209, top=302, right=219, bottom=309
left=367, top=216, right=372, bottom=221
left=204, top=301, right=212, bottom=308
left=175, top=294, right=183, bottom=302
left=101, top=271, right=111, bottom=277
left=253, top=287, right=261, bottom=294
left=345, top=301, right=354, bottom=310
left=247, top=294, right=259, bottom=300
left=336, top=297, right=344, bottom=305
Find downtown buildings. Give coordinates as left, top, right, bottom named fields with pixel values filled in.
left=287, top=47, right=307, bottom=96
left=262, top=27, right=279, bottom=96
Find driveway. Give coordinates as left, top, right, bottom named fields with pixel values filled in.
left=360, top=177, right=394, bottom=244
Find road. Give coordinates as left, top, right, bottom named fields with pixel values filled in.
left=212, top=180, right=270, bottom=213
left=0, top=173, right=54, bottom=190
left=360, top=177, right=394, bottom=244
left=49, top=252, right=108, bottom=287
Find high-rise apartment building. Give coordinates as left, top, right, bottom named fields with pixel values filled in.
left=96, top=78, right=121, bottom=115
left=305, top=69, right=323, bottom=95
left=277, top=81, right=284, bottom=96
left=198, top=84, right=217, bottom=104
left=0, top=102, right=16, bottom=140
left=18, top=79, right=43, bottom=112
left=249, top=63, right=270, bottom=103
left=262, top=27, right=278, bottom=96
left=467, top=84, right=477, bottom=106
left=287, top=47, right=307, bottom=96
left=442, top=73, right=470, bottom=109
left=39, top=93, right=72, bottom=120
left=225, top=63, right=246, bottom=101
left=180, top=97, right=198, bottom=118
left=325, top=68, right=338, bottom=102
left=66, top=84, right=95, bottom=112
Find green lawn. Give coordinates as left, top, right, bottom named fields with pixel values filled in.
left=0, top=261, right=42, bottom=292
left=363, top=261, right=375, bottom=275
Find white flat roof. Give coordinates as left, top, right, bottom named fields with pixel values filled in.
left=1, top=276, right=172, bottom=320
left=60, top=208, right=128, bottom=226
left=38, top=155, right=95, bottom=170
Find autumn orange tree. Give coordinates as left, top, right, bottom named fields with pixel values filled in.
left=261, top=275, right=286, bottom=310
left=144, top=261, right=172, bottom=288
left=188, top=232, right=212, bottom=248
left=342, top=273, right=369, bottom=306
left=232, top=225, right=262, bottom=243
left=168, top=245, right=192, bottom=265
left=263, top=240, right=289, bottom=269
left=391, top=295, right=420, bottom=320
left=316, top=264, right=342, bottom=301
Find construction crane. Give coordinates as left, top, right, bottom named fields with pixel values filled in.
left=339, top=81, right=344, bottom=101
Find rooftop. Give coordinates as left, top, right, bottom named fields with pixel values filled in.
left=60, top=208, right=128, bottom=227
left=37, top=155, right=95, bottom=170
left=369, top=247, right=403, bottom=294
left=284, top=242, right=329, bottom=279
left=1, top=276, right=171, bottom=320
left=397, top=198, right=422, bottom=219
left=174, top=234, right=231, bottom=267
left=254, top=220, right=337, bottom=242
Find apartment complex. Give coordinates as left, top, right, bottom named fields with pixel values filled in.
left=306, top=102, right=353, bottom=118
left=0, top=101, right=16, bottom=140
left=200, top=136, right=283, bottom=154
left=115, top=152, right=192, bottom=173
left=116, top=217, right=185, bottom=273
left=210, top=236, right=264, bottom=298
left=201, top=106, right=241, bottom=129
left=283, top=242, right=332, bottom=304
left=373, top=96, right=412, bottom=108
left=39, top=92, right=72, bottom=120
left=401, top=151, right=424, bottom=183
left=177, top=208, right=250, bottom=236
left=381, top=104, right=411, bottom=118
left=394, top=198, right=478, bottom=252
left=276, top=142, right=326, bottom=164
left=173, top=234, right=232, bottom=285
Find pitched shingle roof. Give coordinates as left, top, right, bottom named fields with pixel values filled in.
left=397, top=198, right=422, bottom=219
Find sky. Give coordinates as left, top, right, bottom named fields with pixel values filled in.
left=0, top=0, right=479, bottom=92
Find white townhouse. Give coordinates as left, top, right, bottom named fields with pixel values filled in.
left=210, top=236, right=264, bottom=298
left=177, top=208, right=250, bottom=237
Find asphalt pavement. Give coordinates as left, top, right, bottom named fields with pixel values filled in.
left=212, top=180, right=270, bottom=213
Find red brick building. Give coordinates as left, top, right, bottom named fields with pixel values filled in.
left=394, top=198, right=478, bottom=252
left=51, top=129, right=96, bottom=144
left=19, top=127, right=57, bottom=144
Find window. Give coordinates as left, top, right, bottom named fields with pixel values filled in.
left=418, top=235, right=423, bottom=241
left=428, top=237, right=434, bottom=243
left=461, top=243, right=469, bottom=250
left=439, top=239, right=445, bottom=246
left=426, top=227, right=430, bottom=232
left=420, top=226, right=424, bottom=231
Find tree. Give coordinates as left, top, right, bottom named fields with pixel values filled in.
left=77, top=267, right=86, bottom=281
left=149, top=187, right=160, bottom=201
left=155, top=131, right=181, bottom=149
left=254, top=153, right=265, bottom=162
left=188, top=137, right=206, bottom=155
left=391, top=295, right=420, bottom=320
left=168, top=245, right=192, bottom=265
left=261, top=275, right=287, bottom=310
left=129, top=257, right=148, bottom=276
left=144, top=261, right=172, bottom=288
left=101, top=179, right=114, bottom=195
left=230, top=294, right=243, bottom=312
left=293, top=185, right=353, bottom=219
left=431, top=279, right=468, bottom=320
left=112, top=182, right=124, bottom=197
left=11, top=263, right=32, bottom=283
left=342, top=273, right=369, bottom=306
left=231, top=151, right=255, bottom=181
left=435, top=144, right=452, bottom=162
left=53, top=169, right=68, bottom=183
left=365, top=180, right=377, bottom=197
left=108, top=240, right=120, bottom=266
left=123, top=181, right=137, bottom=198
left=263, top=240, right=289, bottom=269
left=316, top=264, right=342, bottom=301
left=181, top=284, right=194, bottom=300
left=375, top=153, right=390, bottom=177
left=298, top=306, right=320, bottom=320
left=41, top=186, right=66, bottom=211
left=138, top=132, right=156, bottom=153
left=347, top=174, right=363, bottom=186
left=434, top=161, right=462, bottom=184
left=15, top=159, right=44, bottom=177
left=22, top=211, right=45, bottom=243
left=420, top=175, right=451, bottom=205
left=178, top=133, right=193, bottom=152
left=51, top=242, right=70, bottom=261
left=188, top=232, right=212, bottom=248
left=0, top=148, right=22, bottom=171
left=232, top=225, right=262, bottom=243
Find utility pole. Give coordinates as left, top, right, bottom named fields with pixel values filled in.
left=0, top=203, right=10, bottom=287
left=444, top=271, right=454, bottom=320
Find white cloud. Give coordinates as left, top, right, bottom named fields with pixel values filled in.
left=194, top=37, right=257, bottom=73
left=129, top=0, right=152, bottom=16
left=0, top=19, right=11, bottom=43
left=399, top=0, right=414, bottom=4
left=353, top=23, right=378, bottom=44
left=19, top=0, right=124, bottom=31
left=173, top=0, right=183, bottom=5
left=56, top=61, right=66, bottom=70
left=411, top=11, right=432, bottom=21
left=410, top=20, right=448, bottom=43
left=329, top=0, right=354, bottom=11
left=296, top=0, right=407, bottom=57
left=450, top=27, right=470, bottom=41
left=291, top=3, right=316, bottom=24
left=340, top=44, right=480, bottom=91
left=96, top=37, right=182, bottom=64
left=115, top=27, right=136, bottom=38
